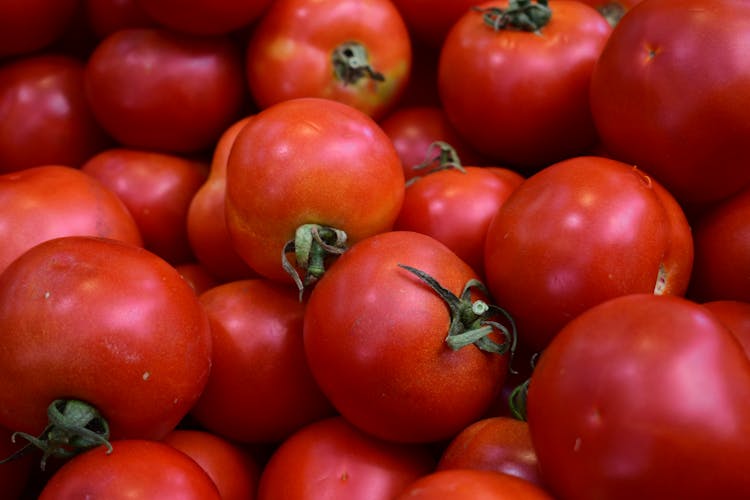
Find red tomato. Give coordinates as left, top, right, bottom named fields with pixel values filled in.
left=304, top=230, right=513, bottom=443
left=0, top=0, right=79, bottom=58
left=484, top=156, right=693, bottom=351
left=0, top=165, right=142, bottom=276
left=245, top=0, right=411, bottom=120
left=81, top=148, right=208, bottom=265
left=84, top=0, right=157, bottom=39
left=0, top=55, right=112, bottom=173
left=174, top=262, right=219, bottom=295
left=527, top=293, right=750, bottom=499
left=687, top=186, right=750, bottom=303
left=225, top=97, right=405, bottom=291
left=84, top=28, right=246, bottom=154
left=396, top=469, right=554, bottom=499
left=257, top=417, right=435, bottom=500
left=437, top=416, right=544, bottom=488
left=187, top=116, right=257, bottom=282
left=162, top=430, right=260, bottom=500
left=135, top=0, right=272, bottom=35
left=390, top=0, right=482, bottom=48
left=438, top=0, right=611, bottom=170
left=191, top=279, right=335, bottom=443
left=38, top=440, right=220, bottom=499
left=0, top=237, right=212, bottom=454
left=590, top=0, right=750, bottom=206
left=702, top=300, right=750, bottom=358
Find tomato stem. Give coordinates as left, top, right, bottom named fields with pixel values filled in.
left=332, top=41, right=385, bottom=85
left=474, top=0, right=552, bottom=33
left=407, top=141, right=466, bottom=186
left=0, top=399, right=112, bottom=471
left=283, top=224, right=348, bottom=300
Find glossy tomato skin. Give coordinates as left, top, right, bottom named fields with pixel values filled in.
left=84, top=28, right=246, bottom=154
left=257, top=417, right=435, bottom=500
left=135, top=0, right=272, bottom=35
left=0, top=236, right=212, bottom=441
left=0, top=0, right=79, bottom=58
left=590, top=0, right=750, bottom=206
left=304, top=231, right=510, bottom=443
left=38, top=440, right=221, bottom=499
left=191, top=279, right=336, bottom=444
left=81, top=148, right=208, bottom=265
left=527, top=294, right=750, bottom=500
left=702, top=300, right=750, bottom=358
left=225, top=97, right=405, bottom=284
left=0, top=55, right=112, bottom=173
left=396, top=469, right=554, bottom=499
left=484, top=156, right=693, bottom=351
left=245, top=0, right=411, bottom=120
left=0, top=165, right=142, bottom=275
left=438, top=0, right=611, bottom=170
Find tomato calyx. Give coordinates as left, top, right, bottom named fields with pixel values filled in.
left=332, top=41, right=385, bottom=85
left=0, top=399, right=112, bottom=471
left=407, top=141, right=466, bottom=186
left=398, top=264, right=517, bottom=355
left=474, top=0, right=552, bottom=33
left=283, top=223, right=349, bottom=300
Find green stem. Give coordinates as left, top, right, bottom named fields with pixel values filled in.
left=282, top=224, right=348, bottom=300
left=474, top=0, right=552, bottom=33
left=332, top=41, right=385, bottom=85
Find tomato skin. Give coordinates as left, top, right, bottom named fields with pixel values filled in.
left=84, top=28, right=246, bottom=154
left=438, top=0, right=611, bottom=170
left=257, top=417, right=435, bottom=500
left=84, top=0, right=157, bottom=40
left=702, top=300, right=750, bottom=358
left=390, top=0, right=482, bottom=48
left=81, top=148, right=208, bottom=265
left=590, top=0, right=750, bottom=206
left=396, top=469, right=554, bottom=499
left=304, top=231, right=510, bottom=443
left=484, top=156, right=693, bottom=351
left=0, top=55, right=112, bottom=173
left=225, top=97, right=405, bottom=284
left=0, top=236, right=212, bottom=441
left=191, top=279, right=336, bottom=444
left=0, top=0, right=79, bottom=58
left=174, top=262, right=219, bottom=295
left=245, top=0, right=411, bottom=120
left=0, top=165, right=142, bottom=276
left=135, top=0, right=272, bottom=35
left=38, top=440, right=221, bottom=499
left=527, top=293, right=750, bottom=500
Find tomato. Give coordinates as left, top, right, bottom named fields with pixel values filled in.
left=162, top=430, right=260, bottom=500
left=0, top=165, right=142, bottom=276
left=225, top=97, right=405, bottom=292
left=304, top=230, right=513, bottom=443
left=0, top=236, right=212, bottom=464
left=84, top=0, right=157, bottom=39
left=396, top=469, right=554, bottom=499
left=576, top=0, right=643, bottom=26
left=84, top=28, right=246, bottom=154
left=0, top=55, right=112, bottom=173
left=686, top=185, right=750, bottom=303
left=436, top=416, right=544, bottom=488
left=702, top=300, right=750, bottom=358
left=526, top=293, right=750, bottom=499
left=38, top=440, right=220, bottom=499
left=438, top=0, right=611, bottom=171
left=0, top=0, right=79, bottom=58
left=174, top=262, right=219, bottom=295
left=390, top=0, right=483, bottom=48
left=484, top=155, right=693, bottom=351
left=135, top=0, right=272, bottom=35
left=190, top=279, right=335, bottom=444
left=81, top=148, right=208, bottom=265
left=590, top=0, right=750, bottom=206
left=245, top=0, right=411, bottom=120
left=187, top=116, right=257, bottom=282
left=257, top=417, right=435, bottom=500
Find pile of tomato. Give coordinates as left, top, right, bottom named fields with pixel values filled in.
left=1, top=0, right=749, bottom=498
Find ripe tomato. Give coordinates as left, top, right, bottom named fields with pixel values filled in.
left=81, top=148, right=208, bottom=265
left=84, top=28, right=246, bottom=154
left=135, top=0, right=272, bottom=35
left=0, top=0, right=79, bottom=57
left=38, top=440, right=221, bottom=499
left=162, top=430, right=260, bottom=500
left=257, top=417, right=435, bottom=500
left=174, top=262, right=219, bottom=295
left=390, top=0, right=482, bottom=48
left=304, top=230, right=513, bottom=443
left=0, top=237, right=212, bottom=460
left=590, top=0, right=750, bottom=206
left=438, top=0, right=611, bottom=170
left=396, top=469, right=554, bottom=499
left=484, top=155, right=693, bottom=351
left=225, top=97, right=405, bottom=292
left=702, top=300, right=750, bottom=358
left=190, top=279, right=335, bottom=444
left=0, top=55, right=111, bottom=173
left=0, top=165, right=142, bottom=276
left=84, top=0, right=157, bottom=40
left=526, top=293, right=750, bottom=499
left=245, top=0, right=411, bottom=120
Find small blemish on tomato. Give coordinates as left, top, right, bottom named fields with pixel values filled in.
left=44, top=291, right=51, bottom=299
left=142, top=371, right=150, bottom=381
